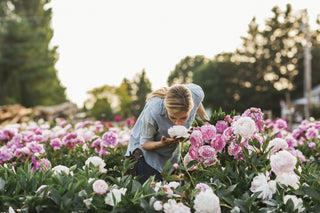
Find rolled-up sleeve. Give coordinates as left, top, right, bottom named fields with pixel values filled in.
left=139, top=110, right=157, bottom=146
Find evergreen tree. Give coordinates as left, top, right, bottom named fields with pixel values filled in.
left=131, top=69, right=152, bottom=117
left=0, top=0, right=67, bottom=107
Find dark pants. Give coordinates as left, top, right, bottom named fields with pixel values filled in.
left=136, top=156, right=162, bottom=184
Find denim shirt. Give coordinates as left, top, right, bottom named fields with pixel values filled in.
left=125, top=83, right=204, bottom=172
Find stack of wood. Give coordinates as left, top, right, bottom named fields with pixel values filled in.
left=0, top=102, right=80, bottom=125
left=0, top=104, right=32, bottom=125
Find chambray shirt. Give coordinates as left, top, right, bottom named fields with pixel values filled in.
left=125, top=83, right=204, bottom=172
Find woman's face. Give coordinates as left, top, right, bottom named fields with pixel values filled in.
left=168, top=110, right=190, bottom=126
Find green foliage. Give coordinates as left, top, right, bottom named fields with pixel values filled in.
left=167, top=55, right=208, bottom=86
left=0, top=0, right=67, bottom=107
left=90, top=98, right=114, bottom=121
left=131, top=69, right=152, bottom=117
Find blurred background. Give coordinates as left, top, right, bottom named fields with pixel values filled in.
left=0, top=0, right=320, bottom=129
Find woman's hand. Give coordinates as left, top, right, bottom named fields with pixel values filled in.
left=141, top=136, right=183, bottom=151
left=161, top=136, right=183, bottom=146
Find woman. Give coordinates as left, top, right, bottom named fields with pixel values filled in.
left=125, top=83, right=208, bottom=183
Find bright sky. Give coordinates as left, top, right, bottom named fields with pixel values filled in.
left=49, top=0, right=320, bottom=107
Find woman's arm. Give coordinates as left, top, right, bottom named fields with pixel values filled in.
left=141, top=136, right=181, bottom=151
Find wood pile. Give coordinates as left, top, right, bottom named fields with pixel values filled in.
left=0, top=102, right=80, bottom=125
left=0, top=104, right=32, bottom=125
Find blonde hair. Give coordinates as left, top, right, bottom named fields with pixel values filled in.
left=147, top=84, right=194, bottom=114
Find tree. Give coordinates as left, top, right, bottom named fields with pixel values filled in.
left=167, top=55, right=208, bottom=86
left=115, top=78, right=133, bottom=118
left=131, top=69, right=152, bottom=117
left=0, top=0, right=67, bottom=107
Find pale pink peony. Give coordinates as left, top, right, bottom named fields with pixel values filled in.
left=270, top=150, right=297, bottom=175
left=232, top=117, right=256, bottom=139
left=267, top=138, right=288, bottom=154
left=153, top=200, right=163, bottom=211
left=93, top=179, right=109, bottom=195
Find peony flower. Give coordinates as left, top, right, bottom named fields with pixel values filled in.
left=250, top=172, right=276, bottom=200
left=267, top=138, right=288, bottom=154
left=198, top=145, right=215, bottom=158
left=92, top=179, right=108, bottom=195
left=188, top=146, right=199, bottom=160
left=215, top=120, right=229, bottom=134
left=232, top=117, right=256, bottom=139
left=194, top=190, right=221, bottom=213
left=308, top=142, right=316, bottom=149
left=163, top=199, right=191, bottom=213
left=200, top=123, right=216, bottom=142
left=306, top=127, right=318, bottom=140
left=52, top=165, right=72, bottom=176
left=153, top=200, right=163, bottom=211
left=189, top=130, right=203, bottom=147
left=270, top=150, right=297, bottom=175
left=101, top=131, right=117, bottom=147
left=105, top=187, right=127, bottom=206
left=211, top=134, right=227, bottom=152
left=85, top=156, right=107, bottom=173
left=0, top=146, right=13, bottom=163
left=195, top=183, right=213, bottom=197
left=284, top=195, right=305, bottom=212
left=168, top=125, right=190, bottom=138
left=275, top=172, right=300, bottom=189
left=50, top=138, right=62, bottom=151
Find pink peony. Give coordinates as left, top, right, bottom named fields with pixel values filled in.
left=102, top=131, right=117, bottom=147
left=306, top=127, right=318, bottom=140
left=215, top=121, right=229, bottom=134
left=200, top=123, right=216, bottom=142
left=211, top=134, right=227, bottom=152
left=198, top=145, right=215, bottom=158
left=93, top=179, right=108, bottom=195
left=0, top=146, right=13, bottom=163
left=189, top=130, right=203, bottom=147
left=188, top=146, right=199, bottom=160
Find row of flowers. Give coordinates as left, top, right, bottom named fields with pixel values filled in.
left=0, top=108, right=320, bottom=212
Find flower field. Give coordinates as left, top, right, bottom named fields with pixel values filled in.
left=0, top=107, right=320, bottom=212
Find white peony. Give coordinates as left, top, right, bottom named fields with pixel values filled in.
left=105, top=187, right=127, bottom=206
left=52, top=165, right=72, bottom=176
left=163, top=199, right=191, bottom=213
left=168, top=125, right=190, bottom=138
left=250, top=172, right=276, bottom=200
left=194, top=190, right=221, bottom=213
left=232, top=117, right=256, bottom=139
left=267, top=138, right=288, bottom=155
left=275, top=172, right=300, bottom=189
left=85, top=156, right=107, bottom=173
left=284, top=195, right=305, bottom=212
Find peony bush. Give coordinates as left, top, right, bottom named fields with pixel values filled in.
left=0, top=108, right=319, bottom=212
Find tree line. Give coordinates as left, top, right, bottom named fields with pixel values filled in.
left=1, top=2, right=320, bottom=120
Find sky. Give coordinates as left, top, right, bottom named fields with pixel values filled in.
left=48, top=0, right=320, bottom=107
